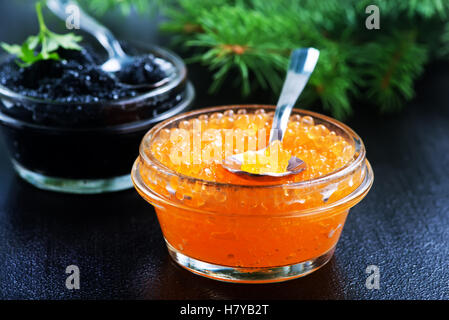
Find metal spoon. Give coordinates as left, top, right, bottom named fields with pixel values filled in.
left=46, top=0, right=174, bottom=89
left=222, top=47, right=320, bottom=178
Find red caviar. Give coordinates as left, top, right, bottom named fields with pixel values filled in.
left=150, top=109, right=354, bottom=184
left=132, top=106, right=372, bottom=280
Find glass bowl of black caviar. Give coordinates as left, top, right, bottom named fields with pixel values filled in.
left=0, top=42, right=194, bottom=193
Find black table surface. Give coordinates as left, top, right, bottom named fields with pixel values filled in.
left=0, top=3, right=448, bottom=300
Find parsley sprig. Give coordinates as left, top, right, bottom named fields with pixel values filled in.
left=1, top=1, right=83, bottom=67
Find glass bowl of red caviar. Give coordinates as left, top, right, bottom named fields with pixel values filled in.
left=132, top=105, right=374, bottom=283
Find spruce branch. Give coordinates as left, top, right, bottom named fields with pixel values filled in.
left=304, top=41, right=361, bottom=119
left=181, top=5, right=293, bottom=95
left=361, top=31, right=428, bottom=111
left=81, top=0, right=449, bottom=119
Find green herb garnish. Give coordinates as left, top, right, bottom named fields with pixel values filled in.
left=1, top=1, right=82, bottom=67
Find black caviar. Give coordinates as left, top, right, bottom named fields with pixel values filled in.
left=0, top=46, right=169, bottom=103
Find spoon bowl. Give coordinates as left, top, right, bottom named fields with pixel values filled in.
left=101, top=55, right=177, bottom=90
left=223, top=149, right=307, bottom=178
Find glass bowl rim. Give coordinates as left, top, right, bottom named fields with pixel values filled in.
left=0, top=42, right=187, bottom=107
left=137, top=104, right=368, bottom=189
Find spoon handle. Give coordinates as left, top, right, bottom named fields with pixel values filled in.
left=269, top=48, right=320, bottom=144
left=47, top=0, right=127, bottom=59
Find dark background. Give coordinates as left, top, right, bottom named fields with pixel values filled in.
left=0, top=1, right=448, bottom=299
